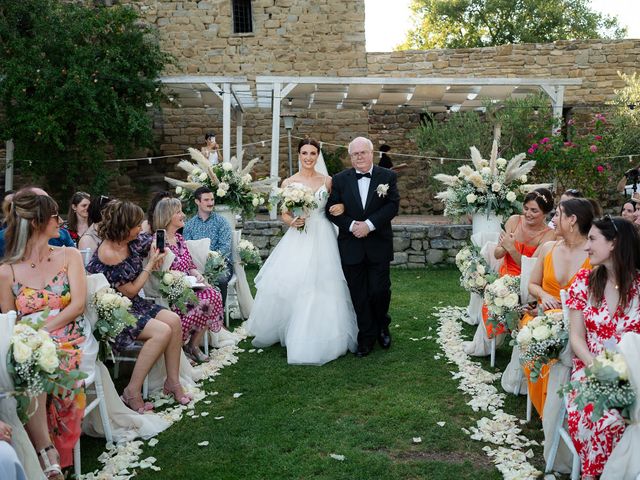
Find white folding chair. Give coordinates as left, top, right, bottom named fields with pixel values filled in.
left=113, top=342, right=149, bottom=399
left=79, top=248, right=93, bottom=267
left=225, top=229, right=241, bottom=328
left=544, top=289, right=580, bottom=479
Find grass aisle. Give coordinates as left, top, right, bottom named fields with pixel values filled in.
left=81, top=267, right=544, bottom=479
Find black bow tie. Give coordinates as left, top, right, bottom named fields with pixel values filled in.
left=356, top=172, right=371, bottom=180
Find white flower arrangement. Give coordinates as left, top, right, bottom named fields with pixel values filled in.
left=204, top=250, right=228, bottom=286
left=434, top=140, right=536, bottom=219
left=154, top=270, right=199, bottom=314
left=376, top=183, right=389, bottom=198
left=561, top=348, right=636, bottom=421
left=271, top=183, right=319, bottom=232
left=455, top=244, right=496, bottom=295
left=8, top=313, right=86, bottom=422
left=483, top=275, right=522, bottom=333
left=93, top=287, right=138, bottom=361
left=516, top=310, right=568, bottom=382
left=164, top=149, right=272, bottom=218
left=237, top=239, right=262, bottom=266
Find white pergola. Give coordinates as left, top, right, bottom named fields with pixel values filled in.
left=158, top=75, right=257, bottom=163
left=255, top=75, right=583, bottom=196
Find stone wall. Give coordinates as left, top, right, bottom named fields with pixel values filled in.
left=241, top=219, right=471, bottom=267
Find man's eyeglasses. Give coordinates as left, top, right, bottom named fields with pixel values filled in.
left=605, top=214, right=619, bottom=234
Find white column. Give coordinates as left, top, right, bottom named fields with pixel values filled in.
left=236, top=108, right=243, bottom=167
left=269, top=82, right=282, bottom=220
left=5, top=139, right=14, bottom=192
left=222, top=82, right=231, bottom=162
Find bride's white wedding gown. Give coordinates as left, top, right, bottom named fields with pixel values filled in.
left=246, top=183, right=358, bottom=365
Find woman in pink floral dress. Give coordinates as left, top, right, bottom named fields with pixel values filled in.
left=153, top=198, right=224, bottom=362
left=566, top=216, right=640, bottom=479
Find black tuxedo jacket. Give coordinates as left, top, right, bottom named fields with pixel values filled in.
left=326, top=165, right=400, bottom=265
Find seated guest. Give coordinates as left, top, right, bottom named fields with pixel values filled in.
left=62, top=192, right=90, bottom=245
left=566, top=216, right=640, bottom=479
left=153, top=198, right=224, bottom=362
left=78, top=194, right=112, bottom=258
left=620, top=199, right=636, bottom=222
left=549, top=188, right=583, bottom=228
left=0, top=190, right=87, bottom=478
left=86, top=200, right=192, bottom=410
left=524, top=198, right=594, bottom=417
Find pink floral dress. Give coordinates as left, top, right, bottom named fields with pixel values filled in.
left=168, top=233, right=223, bottom=341
left=565, top=268, right=640, bottom=478
left=11, top=251, right=85, bottom=469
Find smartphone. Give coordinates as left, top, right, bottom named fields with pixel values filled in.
left=156, top=229, right=166, bottom=253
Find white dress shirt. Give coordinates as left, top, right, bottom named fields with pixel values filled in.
left=350, top=166, right=376, bottom=233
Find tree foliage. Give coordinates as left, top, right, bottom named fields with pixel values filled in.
left=0, top=0, right=171, bottom=197
left=398, top=0, right=626, bottom=50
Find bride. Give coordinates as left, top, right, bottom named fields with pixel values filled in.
left=246, top=138, right=358, bottom=365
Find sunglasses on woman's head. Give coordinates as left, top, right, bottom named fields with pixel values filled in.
left=604, top=214, right=619, bottom=234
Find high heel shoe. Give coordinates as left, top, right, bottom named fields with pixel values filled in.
left=38, top=444, right=64, bottom=480
left=185, top=344, right=209, bottom=363
left=163, top=381, right=192, bottom=405
left=121, top=389, right=154, bottom=414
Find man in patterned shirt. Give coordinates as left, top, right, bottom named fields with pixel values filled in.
left=183, top=186, right=233, bottom=305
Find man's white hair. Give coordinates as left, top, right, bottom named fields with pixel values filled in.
left=348, top=137, right=373, bottom=154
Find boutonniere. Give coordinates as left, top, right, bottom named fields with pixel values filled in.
left=376, top=184, right=389, bottom=198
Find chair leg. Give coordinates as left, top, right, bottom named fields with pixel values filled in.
left=73, top=439, right=81, bottom=479
left=113, top=360, right=120, bottom=379
left=570, top=451, right=580, bottom=480
left=203, top=328, right=209, bottom=356
left=545, top=422, right=562, bottom=473
left=526, top=389, right=532, bottom=422
left=94, top=367, right=113, bottom=444
left=490, top=337, right=496, bottom=367
left=143, top=375, right=149, bottom=400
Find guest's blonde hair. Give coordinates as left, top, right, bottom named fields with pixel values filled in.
left=153, top=198, right=182, bottom=232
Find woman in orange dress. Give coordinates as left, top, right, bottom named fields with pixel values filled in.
left=484, top=188, right=556, bottom=337
left=0, top=190, right=87, bottom=479
left=524, top=198, right=595, bottom=418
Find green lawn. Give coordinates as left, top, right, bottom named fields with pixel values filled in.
left=79, top=267, right=543, bottom=479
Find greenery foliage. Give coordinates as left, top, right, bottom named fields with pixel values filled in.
left=322, top=146, right=349, bottom=175
left=398, top=0, right=626, bottom=50
left=0, top=0, right=171, bottom=197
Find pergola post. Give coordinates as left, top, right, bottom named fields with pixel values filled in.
left=222, top=82, right=231, bottom=162
left=269, top=81, right=282, bottom=220
left=541, top=85, right=565, bottom=135
left=5, top=139, right=14, bottom=192
left=235, top=108, right=243, bottom=167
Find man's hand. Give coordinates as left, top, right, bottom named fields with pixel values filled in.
left=352, top=221, right=370, bottom=238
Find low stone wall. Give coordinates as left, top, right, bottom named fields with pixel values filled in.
left=241, top=220, right=471, bottom=268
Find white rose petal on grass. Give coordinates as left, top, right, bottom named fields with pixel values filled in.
left=201, top=412, right=209, bottom=417
left=197, top=441, right=209, bottom=447
left=412, top=437, right=422, bottom=444
left=437, top=421, right=446, bottom=427
left=214, top=416, right=225, bottom=420
left=233, top=393, right=243, bottom=398
left=329, top=454, right=345, bottom=461
left=148, top=438, right=159, bottom=447
left=203, top=400, right=212, bottom=405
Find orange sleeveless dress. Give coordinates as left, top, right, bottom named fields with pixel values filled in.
left=520, top=245, right=591, bottom=418
left=483, top=217, right=551, bottom=337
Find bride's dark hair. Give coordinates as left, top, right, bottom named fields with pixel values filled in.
left=297, top=138, right=320, bottom=153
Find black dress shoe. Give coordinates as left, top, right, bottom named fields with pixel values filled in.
left=379, top=328, right=391, bottom=349
left=356, top=343, right=373, bottom=358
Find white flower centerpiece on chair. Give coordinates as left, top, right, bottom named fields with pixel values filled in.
left=455, top=244, right=497, bottom=296
left=434, top=140, right=536, bottom=234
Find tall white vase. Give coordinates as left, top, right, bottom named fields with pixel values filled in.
left=215, top=204, right=237, bottom=230
left=471, top=212, right=502, bottom=235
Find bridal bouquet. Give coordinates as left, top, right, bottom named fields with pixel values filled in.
left=272, top=183, right=319, bottom=232
left=204, top=250, right=228, bottom=285
left=516, top=310, right=568, bottom=382
left=561, top=349, right=636, bottom=421
left=8, top=313, right=86, bottom=422
left=484, top=275, right=522, bottom=333
left=455, top=245, right=496, bottom=295
left=154, top=270, right=198, bottom=314
left=93, top=287, right=138, bottom=361
left=434, top=140, right=535, bottom=219
left=237, top=239, right=262, bottom=267
left=165, top=148, right=272, bottom=218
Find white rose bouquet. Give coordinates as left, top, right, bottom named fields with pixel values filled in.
left=272, top=183, right=319, bottom=232
left=516, top=310, right=568, bottom=382
left=154, top=270, right=199, bottom=314
left=237, top=239, right=262, bottom=267
left=455, top=244, right=496, bottom=295
left=204, top=250, right=228, bottom=286
left=483, top=275, right=522, bottom=333
left=93, top=287, right=138, bottom=361
left=8, top=313, right=86, bottom=422
left=434, top=140, right=535, bottom=219
left=561, top=349, right=636, bottom=421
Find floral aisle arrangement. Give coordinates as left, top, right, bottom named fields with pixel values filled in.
left=8, top=313, right=86, bottom=422
left=561, top=349, right=636, bottom=421
left=455, top=244, right=496, bottom=295
left=270, top=183, right=319, bottom=232
left=483, top=275, right=522, bottom=334
left=93, top=287, right=138, bottom=361
left=204, top=250, right=228, bottom=286
left=154, top=271, right=199, bottom=314
left=515, top=310, right=568, bottom=382
left=434, top=140, right=536, bottom=219
left=165, top=148, right=273, bottom=218
left=237, top=239, right=262, bottom=267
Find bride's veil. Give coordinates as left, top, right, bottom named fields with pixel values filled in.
left=298, top=143, right=329, bottom=176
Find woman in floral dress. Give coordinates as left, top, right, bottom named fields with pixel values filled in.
left=152, top=198, right=224, bottom=362
left=566, top=216, right=640, bottom=479
left=0, top=190, right=87, bottom=479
